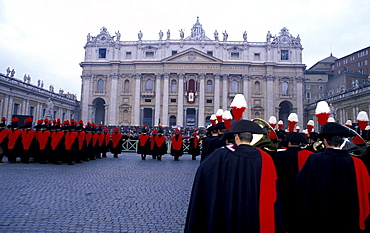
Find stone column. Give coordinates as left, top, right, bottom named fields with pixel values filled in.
left=198, top=73, right=205, bottom=127
left=242, top=74, right=251, bottom=119
left=4, top=95, right=10, bottom=121
left=81, top=74, right=91, bottom=123
left=296, top=76, right=304, bottom=129
left=222, top=74, right=228, bottom=110
left=22, top=99, right=28, bottom=115
left=265, top=75, right=275, bottom=119
left=108, top=73, right=119, bottom=125
left=162, top=73, right=170, bottom=126
left=177, top=73, right=185, bottom=127
left=154, top=73, right=162, bottom=126
left=214, top=73, right=221, bottom=113
left=133, top=74, right=142, bottom=126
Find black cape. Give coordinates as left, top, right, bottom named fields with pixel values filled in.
left=292, top=148, right=370, bottom=233
left=185, top=144, right=284, bottom=233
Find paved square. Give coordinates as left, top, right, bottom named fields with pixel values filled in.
left=0, top=153, right=200, bottom=232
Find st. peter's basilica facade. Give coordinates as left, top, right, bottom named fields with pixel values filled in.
left=80, top=18, right=305, bottom=128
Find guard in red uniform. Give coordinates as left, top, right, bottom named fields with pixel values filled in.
left=171, top=128, right=183, bottom=161
left=137, top=126, right=150, bottom=160
left=102, top=128, right=111, bottom=158
left=188, top=132, right=200, bottom=160
left=154, top=127, right=167, bottom=161
left=50, top=119, right=64, bottom=164
left=0, top=117, right=9, bottom=163
left=20, top=117, right=36, bottom=163
left=7, top=117, right=22, bottom=163
left=185, top=120, right=284, bottom=233
left=64, top=120, right=78, bottom=165
left=110, top=127, right=122, bottom=158
left=149, top=129, right=158, bottom=159
left=35, top=119, right=51, bottom=164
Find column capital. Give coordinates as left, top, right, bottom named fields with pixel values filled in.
left=199, top=73, right=206, bottom=79
left=163, top=72, right=170, bottom=79
left=263, top=75, right=276, bottom=81
left=155, top=73, right=162, bottom=79
left=213, top=73, right=221, bottom=79
left=242, top=74, right=252, bottom=80
left=134, top=73, right=142, bottom=79
left=178, top=73, right=185, bottom=79
left=222, top=74, right=229, bottom=80
left=295, top=76, right=305, bottom=83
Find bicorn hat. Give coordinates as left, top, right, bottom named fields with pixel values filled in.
left=228, top=120, right=267, bottom=134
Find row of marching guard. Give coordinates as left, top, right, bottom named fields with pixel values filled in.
left=0, top=117, right=124, bottom=165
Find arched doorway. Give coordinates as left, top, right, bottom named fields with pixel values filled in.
left=279, top=101, right=293, bottom=129
left=92, top=98, right=106, bottom=125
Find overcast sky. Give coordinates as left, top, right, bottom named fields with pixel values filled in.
left=0, top=0, right=369, bottom=100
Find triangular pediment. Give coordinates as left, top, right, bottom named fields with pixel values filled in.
left=162, top=48, right=223, bottom=64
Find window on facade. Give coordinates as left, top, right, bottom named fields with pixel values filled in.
left=62, top=113, right=65, bottom=122
left=97, top=79, right=104, bottom=92
left=318, top=78, right=323, bottom=82
left=124, top=80, right=130, bottom=93
left=171, top=79, right=177, bottom=92
left=207, top=51, right=213, bottom=56
left=231, top=52, right=239, bottom=59
left=254, top=81, right=261, bottom=94
left=306, top=92, right=311, bottom=99
left=171, top=99, right=176, bottom=103
left=206, top=80, right=212, bottom=93
left=53, top=111, right=57, bottom=119
left=172, top=51, right=177, bottom=55
left=281, top=50, right=289, bottom=60
left=306, top=85, right=310, bottom=89
left=337, top=62, right=341, bottom=67
left=98, top=48, right=107, bottom=58
left=145, top=99, right=151, bottom=102
left=169, top=115, right=176, bottom=126
left=319, top=86, right=323, bottom=89
left=30, top=106, right=35, bottom=116
left=13, top=103, right=20, bottom=115
left=359, top=69, right=363, bottom=74
left=145, top=79, right=153, bottom=91
left=145, top=51, right=154, bottom=58
left=231, top=80, right=238, bottom=93
left=188, top=79, right=196, bottom=91
left=126, top=52, right=132, bottom=59
left=206, top=99, right=212, bottom=103
left=254, top=53, right=260, bottom=60
left=282, top=82, right=288, bottom=95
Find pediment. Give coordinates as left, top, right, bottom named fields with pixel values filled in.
left=162, top=48, right=223, bottom=64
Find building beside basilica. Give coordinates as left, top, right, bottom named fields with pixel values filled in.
left=80, top=18, right=305, bottom=128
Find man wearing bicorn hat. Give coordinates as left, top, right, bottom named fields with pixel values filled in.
left=292, top=122, right=370, bottom=233
left=185, top=119, right=284, bottom=233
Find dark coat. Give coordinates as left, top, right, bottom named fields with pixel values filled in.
left=292, top=148, right=370, bottom=233
left=185, top=144, right=284, bottom=233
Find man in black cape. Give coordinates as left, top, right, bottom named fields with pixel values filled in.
left=292, top=122, right=370, bottom=233
left=185, top=119, right=284, bottom=233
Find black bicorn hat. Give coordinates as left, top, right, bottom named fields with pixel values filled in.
left=284, top=132, right=308, bottom=143
left=319, top=122, right=356, bottom=138
left=228, top=120, right=267, bottom=134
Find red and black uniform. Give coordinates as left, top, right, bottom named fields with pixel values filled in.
left=64, top=129, right=79, bottom=165
left=85, top=128, right=94, bottom=160
left=110, top=127, right=122, bottom=158
left=50, top=127, right=65, bottom=164
left=92, top=130, right=100, bottom=159
left=0, top=119, right=10, bottom=163
left=36, top=127, right=51, bottom=164
left=185, top=145, right=283, bottom=233
left=292, top=148, right=370, bottom=233
left=188, top=133, right=200, bottom=160
left=77, top=128, right=87, bottom=161
left=97, top=130, right=105, bottom=158
left=154, top=133, right=167, bottom=161
left=7, top=126, right=22, bottom=163
left=149, top=129, right=158, bottom=159
left=21, top=127, right=37, bottom=163
left=137, top=130, right=150, bottom=160
left=101, top=129, right=111, bottom=157
left=171, top=130, right=183, bottom=161
left=274, top=146, right=313, bottom=232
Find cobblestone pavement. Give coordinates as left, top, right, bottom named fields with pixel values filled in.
left=0, top=153, right=200, bottom=233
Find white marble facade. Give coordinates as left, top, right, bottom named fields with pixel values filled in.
left=81, top=18, right=305, bottom=128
